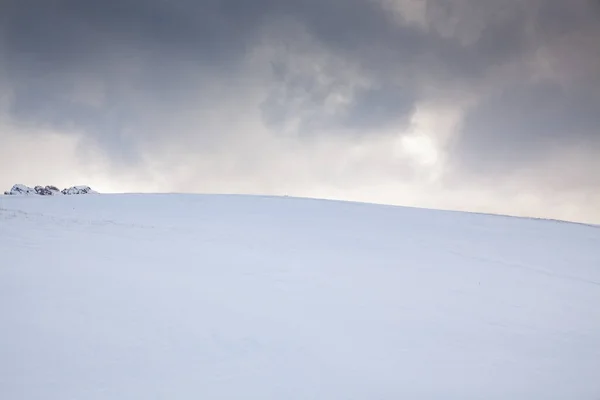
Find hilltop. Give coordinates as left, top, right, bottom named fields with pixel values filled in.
left=1, top=193, right=599, bottom=399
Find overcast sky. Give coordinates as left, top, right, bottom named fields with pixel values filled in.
left=1, top=0, right=599, bottom=223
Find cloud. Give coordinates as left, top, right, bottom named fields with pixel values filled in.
left=1, top=0, right=599, bottom=223
left=454, top=81, right=600, bottom=172
left=444, top=0, right=600, bottom=190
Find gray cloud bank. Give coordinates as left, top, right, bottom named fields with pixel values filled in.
left=1, top=0, right=599, bottom=223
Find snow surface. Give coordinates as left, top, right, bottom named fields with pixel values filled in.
left=1, top=194, right=599, bottom=399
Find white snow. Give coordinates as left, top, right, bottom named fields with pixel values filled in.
left=1, top=194, right=599, bottom=399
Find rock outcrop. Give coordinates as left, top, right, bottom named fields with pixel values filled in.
left=4, top=184, right=37, bottom=196
left=61, top=186, right=96, bottom=195
left=35, top=185, right=61, bottom=196
left=4, top=184, right=97, bottom=196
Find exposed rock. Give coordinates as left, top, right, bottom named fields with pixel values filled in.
left=62, top=186, right=97, bottom=195
left=5, top=184, right=37, bottom=196
left=34, top=186, right=61, bottom=196
left=3, top=184, right=97, bottom=196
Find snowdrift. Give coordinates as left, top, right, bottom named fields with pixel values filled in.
left=1, top=194, right=599, bottom=399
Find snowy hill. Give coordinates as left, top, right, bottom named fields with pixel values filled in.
left=1, top=194, right=599, bottom=399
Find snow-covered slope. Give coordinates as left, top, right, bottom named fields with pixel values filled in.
left=1, top=194, right=599, bottom=399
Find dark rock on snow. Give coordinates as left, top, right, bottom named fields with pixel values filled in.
left=3, top=184, right=97, bottom=196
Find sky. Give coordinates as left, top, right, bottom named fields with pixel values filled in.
left=1, top=0, right=599, bottom=223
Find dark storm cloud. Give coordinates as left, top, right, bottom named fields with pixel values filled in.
left=2, top=0, right=276, bottom=161
left=436, top=0, right=600, bottom=180
left=341, top=85, right=417, bottom=130
left=1, top=0, right=599, bottom=171
left=456, top=82, right=600, bottom=172
left=2, top=0, right=263, bottom=70
left=1, top=0, right=421, bottom=159
left=260, top=60, right=416, bottom=134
